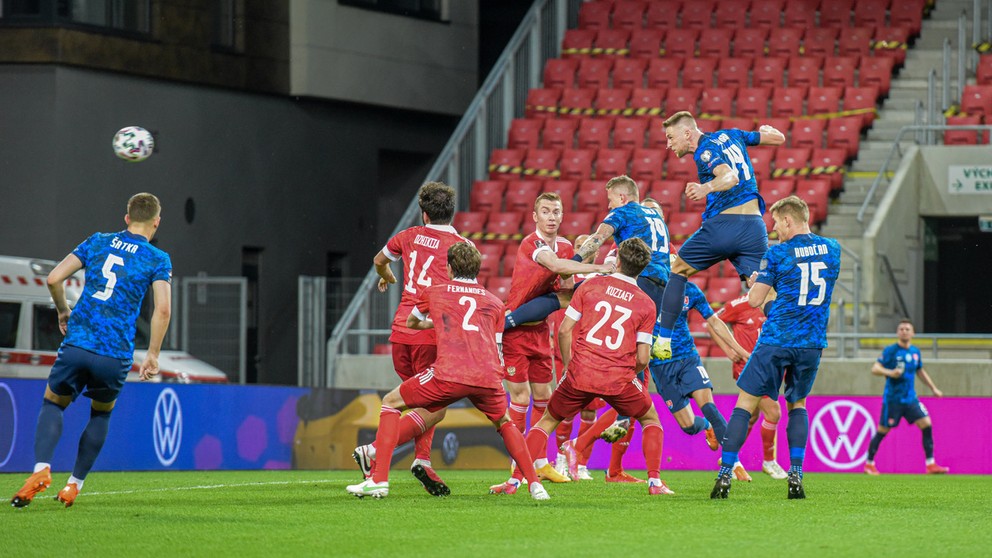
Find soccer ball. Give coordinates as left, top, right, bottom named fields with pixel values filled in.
left=112, top=126, right=155, bottom=162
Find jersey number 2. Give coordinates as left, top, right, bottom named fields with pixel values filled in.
left=92, top=255, right=125, bottom=301
left=458, top=296, right=480, bottom=332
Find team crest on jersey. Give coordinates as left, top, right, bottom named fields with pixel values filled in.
left=506, top=366, right=516, bottom=377
left=759, top=258, right=768, bottom=270
left=700, top=150, right=711, bottom=163
left=534, top=239, right=547, bottom=250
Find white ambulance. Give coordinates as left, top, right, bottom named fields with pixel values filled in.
left=0, top=255, right=228, bottom=383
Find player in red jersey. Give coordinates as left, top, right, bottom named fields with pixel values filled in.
left=347, top=243, right=549, bottom=500
left=502, top=193, right=613, bottom=483
left=493, top=238, right=675, bottom=496
left=358, top=182, right=469, bottom=492
left=712, top=294, right=787, bottom=479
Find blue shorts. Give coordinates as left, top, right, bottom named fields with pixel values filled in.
left=736, top=344, right=821, bottom=403
left=649, top=354, right=712, bottom=413
left=637, top=275, right=666, bottom=317
left=678, top=214, right=768, bottom=277
left=880, top=399, right=929, bottom=427
left=48, top=345, right=133, bottom=403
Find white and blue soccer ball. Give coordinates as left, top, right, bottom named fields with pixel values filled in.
left=112, top=126, right=155, bottom=162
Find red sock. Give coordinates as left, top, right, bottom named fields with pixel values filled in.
left=395, top=412, right=426, bottom=446
left=761, top=419, right=778, bottom=462
left=642, top=423, right=663, bottom=479
left=371, top=406, right=401, bottom=483
left=575, top=408, right=618, bottom=452
left=608, top=427, right=634, bottom=476
left=578, top=418, right=595, bottom=465
left=414, top=427, right=435, bottom=462
left=555, top=418, right=574, bottom=452
left=500, top=422, right=539, bottom=486
left=509, top=402, right=528, bottom=433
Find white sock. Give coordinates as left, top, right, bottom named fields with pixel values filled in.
left=535, top=458, right=549, bottom=468
left=67, top=476, right=84, bottom=491
left=34, top=463, right=50, bottom=474
left=926, top=458, right=935, bottom=465
left=648, top=477, right=661, bottom=486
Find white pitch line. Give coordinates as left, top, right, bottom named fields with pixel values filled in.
left=84, top=479, right=339, bottom=497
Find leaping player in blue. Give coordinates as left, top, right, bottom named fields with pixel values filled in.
left=11, top=193, right=172, bottom=509
left=652, top=111, right=786, bottom=360
left=709, top=196, right=840, bottom=500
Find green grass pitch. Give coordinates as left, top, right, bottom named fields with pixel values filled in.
left=2, top=469, right=989, bottom=557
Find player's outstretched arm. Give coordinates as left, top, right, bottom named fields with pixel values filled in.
left=535, top=250, right=614, bottom=278
left=705, top=314, right=750, bottom=363
left=140, top=279, right=172, bottom=381
left=758, top=124, right=787, bottom=146
left=917, top=368, right=943, bottom=397
left=373, top=251, right=397, bottom=292
left=575, top=223, right=616, bottom=263
left=46, top=254, right=83, bottom=335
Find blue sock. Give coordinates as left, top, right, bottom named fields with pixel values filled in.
left=34, top=400, right=66, bottom=464
left=787, top=408, right=809, bottom=478
left=657, top=274, right=687, bottom=336
left=681, top=415, right=709, bottom=436
left=701, top=402, right=727, bottom=445
left=504, top=293, right=560, bottom=329
left=719, top=408, right=752, bottom=476
left=72, top=408, right=112, bottom=480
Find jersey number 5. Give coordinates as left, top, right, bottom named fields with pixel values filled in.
left=92, top=255, right=125, bottom=301
left=585, top=301, right=632, bottom=350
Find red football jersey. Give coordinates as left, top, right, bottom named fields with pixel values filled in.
left=563, top=274, right=655, bottom=396
left=715, top=295, right=766, bottom=378
left=506, top=231, right=574, bottom=311
left=382, top=224, right=469, bottom=344
left=412, top=279, right=506, bottom=389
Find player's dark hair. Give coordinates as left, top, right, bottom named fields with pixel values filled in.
left=769, top=195, right=810, bottom=224
left=533, top=192, right=562, bottom=213
left=447, top=242, right=481, bottom=279
left=617, top=237, right=651, bottom=277
left=127, top=193, right=161, bottom=223
left=419, top=181, right=456, bottom=225
left=605, top=175, right=639, bottom=199
left=898, top=319, right=914, bottom=329
left=641, top=197, right=664, bottom=218
left=663, top=110, right=696, bottom=129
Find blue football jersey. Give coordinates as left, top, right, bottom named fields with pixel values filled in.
left=694, top=129, right=764, bottom=220
left=755, top=233, right=840, bottom=349
left=878, top=343, right=923, bottom=403
left=603, top=201, right=670, bottom=282
left=651, top=281, right=713, bottom=364
left=65, top=230, right=172, bottom=359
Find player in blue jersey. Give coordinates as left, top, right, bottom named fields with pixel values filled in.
left=11, top=193, right=172, bottom=508
left=652, top=111, right=786, bottom=360
left=709, top=196, right=840, bottom=500
left=864, top=319, right=949, bottom=475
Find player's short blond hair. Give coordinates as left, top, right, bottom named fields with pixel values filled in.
left=769, top=195, right=810, bottom=224
left=617, top=237, right=651, bottom=277
left=534, top=192, right=562, bottom=212
left=663, top=110, right=696, bottom=129
left=447, top=242, right=481, bottom=279
left=127, top=193, right=161, bottom=223
left=605, top=175, right=639, bottom=199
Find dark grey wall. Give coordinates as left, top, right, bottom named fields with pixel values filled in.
left=0, top=64, right=457, bottom=384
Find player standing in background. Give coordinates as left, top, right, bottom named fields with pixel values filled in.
left=710, top=196, right=840, bottom=500
left=713, top=295, right=788, bottom=480
left=11, top=193, right=172, bottom=508
left=653, top=112, right=786, bottom=360
left=499, top=238, right=675, bottom=496
left=501, top=193, right=611, bottom=484
left=864, top=320, right=949, bottom=475
left=346, top=243, right=549, bottom=500
left=357, top=182, right=468, bottom=495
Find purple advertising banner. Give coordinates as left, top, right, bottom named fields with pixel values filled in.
left=579, top=394, right=992, bottom=474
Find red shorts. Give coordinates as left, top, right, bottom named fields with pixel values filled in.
left=583, top=397, right=606, bottom=412
left=399, top=368, right=508, bottom=423
left=503, top=326, right=553, bottom=385
left=391, top=343, right=437, bottom=381
left=547, top=373, right=653, bottom=422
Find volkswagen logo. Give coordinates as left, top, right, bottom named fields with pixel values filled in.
left=441, top=432, right=459, bottom=465
left=153, top=388, right=183, bottom=467
left=810, top=400, right=876, bottom=470
left=0, top=383, right=16, bottom=468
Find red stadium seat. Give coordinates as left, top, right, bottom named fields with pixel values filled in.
left=944, top=115, right=987, bottom=145
left=577, top=58, right=614, bottom=90
left=752, top=58, right=787, bottom=90
left=525, top=88, right=562, bottom=120
left=714, top=0, right=749, bottom=28
left=873, top=26, right=910, bottom=67
left=508, top=118, right=543, bottom=150
left=543, top=58, right=578, bottom=89
left=783, top=0, right=817, bottom=28
left=699, top=87, right=735, bottom=118
left=842, top=86, right=880, bottom=128
left=578, top=1, right=612, bottom=30
left=819, top=0, right=853, bottom=28
left=668, top=212, right=703, bottom=241
left=647, top=180, right=684, bottom=215
left=858, top=57, right=894, bottom=98
left=576, top=180, right=608, bottom=213
left=960, top=85, right=992, bottom=117
left=645, top=0, right=680, bottom=29
left=826, top=116, right=862, bottom=159
left=666, top=154, right=698, bottom=183
left=791, top=119, right=826, bottom=149
left=721, top=116, right=755, bottom=132
left=770, top=87, right=804, bottom=119
left=542, top=180, right=579, bottom=212
left=682, top=57, right=719, bottom=90
left=787, top=56, right=822, bottom=90
left=469, top=180, right=506, bottom=213
left=977, top=55, right=992, bottom=86
left=559, top=148, right=597, bottom=181
left=733, top=27, right=769, bottom=58
left=749, top=0, right=784, bottom=28
left=762, top=211, right=776, bottom=237
left=559, top=212, right=597, bottom=240
left=774, top=147, right=812, bottom=177
left=488, top=276, right=512, bottom=302
left=629, top=29, right=665, bottom=59
left=630, top=148, right=666, bottom=183
left=823, top=57, right=858, bottom=89
left=890, top=0, right=925, bottom=36
left=664, top=29, right=700, bottom=59
left=699, top=29, right=734, bottom=59
left=612, top=1, right=648, bottom=31
left=838, top=27, right=873, bottom=59
left=807, top=86, right=842, bottom=116
left=596, top=148, right=633, bottom=179
left=717, top=258, right=739, bottom=279
left=561, top=29, right=596, bottom=59
left=485, top=212, right=526, bottom=245
left=689, top=275, right=709, bottom=291
left=763, top=117, right=792, bottom=136
left=664, top=87, right=701, bottom=115
left=613, top=58, right=648, bottom=90
left=594, top=29, right=631, bottom=57
left=523, top=149, right=562, bottom=181
left=489, top=148, right=526, bottom=180
left=453, top=211, right=487, bottom=238
left=795, top=179, right=831, bottom=224
left=708, top=277, right=743, bottom=307
left=810, top=148, right=847, bottom=190
left=854, top=0, right=888, bottom=29
left=614, top=117, right=649, bottom=150
left=646, top=57, right=683, bottom=90
left=759, top=178, right=796, bottom=201
left=559, top=88, right=597, bottom=119
left=768, top=28, right=803, bottom=58
left=595, top=87, right=632, bottom=120
left=504, top=180, right=544, bottom=213
left=630, top=88, right=665, bottom=119
left=680, top=1, right=714, bottom=29
left=748, top=145, right=776, bottom=182
left=802, top=27, right=838, bottom=58
left=541, top=118, right=578, bottom=150
left=683, top=189, right=706, bottom=214
left=717, top=57, right=752, bottom=90
left=477, top=243, right=503, bottom=277
left=577, top=117, right=613, bottom=151
left=646, top=116, right=669, bottom=149
left=697, top=117, right=722, bottom=134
